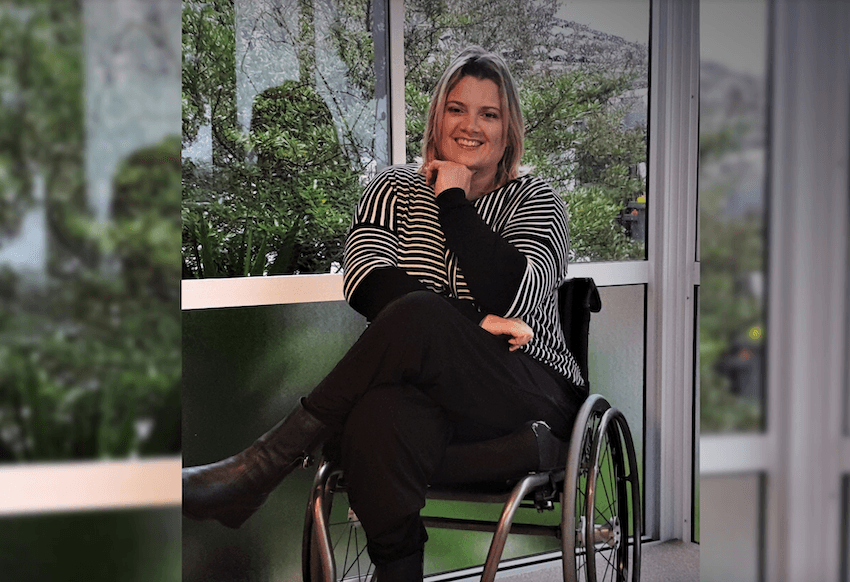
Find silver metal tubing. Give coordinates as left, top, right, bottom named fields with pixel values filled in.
left=481, top=472, right=553, bottom=582
left=310, top=460, right=341, bottom=582
left=422, top=515, right=561, bottom=538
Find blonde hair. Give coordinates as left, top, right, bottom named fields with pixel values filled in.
left=421, top=46, right=525, bottom=187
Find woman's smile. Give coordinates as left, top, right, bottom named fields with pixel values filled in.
left=439, top=75, right=506, bottom=187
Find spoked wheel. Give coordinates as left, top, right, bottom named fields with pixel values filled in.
left=562, top=396, right=641, bottom=582
left=303, top=461, right=375, bottom=582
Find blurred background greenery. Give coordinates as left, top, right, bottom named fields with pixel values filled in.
left=0, top=0, right=181, bottom=462
left=0, top=0, right=182, bottom=580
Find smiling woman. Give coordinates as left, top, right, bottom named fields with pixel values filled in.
left=183, top=46, right=586, bottom=579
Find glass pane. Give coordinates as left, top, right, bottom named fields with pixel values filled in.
left=0, top=0, right=181, bottom=461
left=699, top=0, right=768, bottom=432
left=181, top=0, right=389, bottom=278
left=404, top=0, right=650, bottom=263
left=588, top=285, right=645, bottom=463
left=182, top=301, right=367, bottom=582
left=700, top=474, right=763, bottom=582
left=0, top=507, right=180, bottom=581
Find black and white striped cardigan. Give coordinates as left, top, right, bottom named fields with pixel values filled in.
left=343, top=164, right=584, bottom=388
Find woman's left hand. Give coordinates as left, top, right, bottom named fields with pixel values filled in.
left=424, top=160, right=472, bottom=197
left=480, top=314, right=533, bottom=351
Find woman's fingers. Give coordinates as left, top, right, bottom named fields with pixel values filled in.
left=425, top=160, right=472, bottom=195
left=480, top=314, right=533, bottom=350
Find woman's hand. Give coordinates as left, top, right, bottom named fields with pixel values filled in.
left=424, top=160, right=472, bottom=198
left=480, top=314, right=533, bottom=352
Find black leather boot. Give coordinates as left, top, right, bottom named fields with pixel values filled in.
left=182, top=399, right=332, bottom=528
left=372, top=549, right=424, bottom=582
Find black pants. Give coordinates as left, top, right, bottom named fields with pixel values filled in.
left=303, top=291, right=582, bottom=564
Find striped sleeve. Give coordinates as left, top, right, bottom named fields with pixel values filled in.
left=496, top=180, right=570, bottom=319
left=342, top=168, right=402, bottom=302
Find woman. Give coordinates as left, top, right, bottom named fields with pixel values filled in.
left=183, top=46, right=586, bottom=580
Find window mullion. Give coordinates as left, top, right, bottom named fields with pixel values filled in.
left=645, top=0, right=700, bottom=543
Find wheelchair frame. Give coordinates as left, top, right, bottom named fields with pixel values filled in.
left=302, top=393, right=641, bottom=582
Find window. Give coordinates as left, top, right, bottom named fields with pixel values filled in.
left=0, top=0, right=181, bottom=579
left=0, top=0, right=180, bottom=463
left=699, top=0, right=768, bottom=434
left=404, top=0, right=650, bottom=263
left=181, top=0, right=390, bottom=278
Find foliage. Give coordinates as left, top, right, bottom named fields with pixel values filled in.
left=0, top=136, right=181, bottom=461
left=402, top=1, right=648, bottom=262
left=0, top=1, right=87, bottom=260
left=182, top=81, right=362, bottom=277
left=698, top=118, right=764, bottom=432
left=181, top=0, right=239, bottom=165
left=181, top=0, right=370, bottom=277
left=180, top=0, right=649, bottom=275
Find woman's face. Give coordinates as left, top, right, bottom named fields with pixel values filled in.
left=438, top=75, right=506, bottom=180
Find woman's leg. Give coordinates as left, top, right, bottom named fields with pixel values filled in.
left=321, top=292, right=582, bottom=569
left=304, top=291, right=577, bottom=438
left=184, top=290, right=579, bottom=530
left=338, top=384, right=449, bottom=568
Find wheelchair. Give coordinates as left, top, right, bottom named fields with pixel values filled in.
left=302, top=278, right=642, bottom=582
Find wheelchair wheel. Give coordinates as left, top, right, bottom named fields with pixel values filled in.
left=562, top=395, right=641, bottom=582
left=303, top=461, right=375, bottom=582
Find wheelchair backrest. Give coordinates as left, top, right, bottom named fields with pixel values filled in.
left=557, top=278, right=602, bottom=388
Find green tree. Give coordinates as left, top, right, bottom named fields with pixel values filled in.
left=699, top=121, right=763, bottom=432
left=182, top=82, right=361, bottom=277
left=181, top=0, right=649, bottom=274
left=402, top=0, right=648, bottom=261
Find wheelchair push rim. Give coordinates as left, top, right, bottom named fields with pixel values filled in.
left=562, top=394, right=641, bottom=582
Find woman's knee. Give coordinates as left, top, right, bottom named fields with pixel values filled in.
left=373, top=290, right=461, bottom=335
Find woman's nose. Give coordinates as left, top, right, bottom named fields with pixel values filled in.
left=461, top=113, right=480, bottom=132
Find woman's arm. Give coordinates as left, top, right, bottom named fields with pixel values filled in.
left=436, top=182, right=568, bottom=318
left=436, top=187, right=527, bottom=313
left=344, top=168, right=488, bottom=323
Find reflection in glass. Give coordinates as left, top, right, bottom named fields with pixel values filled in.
left=0, top=0, right=180, bottom=461
left=404, top=0, right=649, bottom=262
left=181, top=0, right=389, bottom=277
left=699, top=0, right=768, bottom=432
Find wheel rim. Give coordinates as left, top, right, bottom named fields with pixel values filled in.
left=326, top=500, right=374, bottom=582
left=585, top=411, right=629, bottom=582
left=562, top=394, right=611, bottom=581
